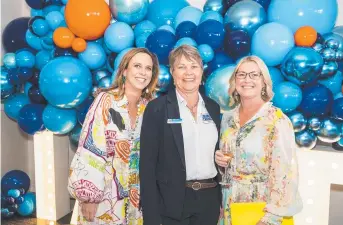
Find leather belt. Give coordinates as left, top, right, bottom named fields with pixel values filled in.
left=185, top=178, right=217, bottom=191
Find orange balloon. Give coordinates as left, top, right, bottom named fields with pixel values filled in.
left=65, top=0, right=111, bottom=40
left=294, top=26, right=317, bottom=47
left=53, top=27, right=75, bottom=48
left=72, top=38, right=87, bottom=52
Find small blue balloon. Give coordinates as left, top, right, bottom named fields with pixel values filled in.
left=224, top=30, right=250, bottom=59
left=78, top=42, right=106, bottom=70
left=203, top=0, right=226, bottom=15
left=31, top=18, right=49, bottom=37
left=17, top=194, right=35, bottom=216
left=315, top=119, right=341, bottom=143
left=35, top=50, right=51, bottom=70
left=198, top=44, right=214, bottom=63
left=174, top=37, right=197, bottom=48
left=4, top=93, right=31, bottom=121
left=43, top=104, right=77, bottom=134
left=295, top=129, right=317, bottom=150
left=332, top=98, right=343, bottom=121
left=43, top=5, right=62, bottom=16
left=1, top=170, right=30, bottom=194
left=195, top=19, right=225, bottom=50
left=16, top=50, right=36, bottom=68
left=3, top=53, right=17, bottom=69
left=273, top=82, right=302, bottom=113
left=45, top=11, right=64, bottom=30
left=318, top=71, right=343, bottom=95
left=307, top=117, right=321, bottom=131
left=336, top=50, right=343, bottom=61
left=200, top=11, right=223, bottom=24
left=69, top=124, right=82, bottom=147
left=146, top=30, right=176, bottom=64
left=104, top=22, right=134, bottom=53
left=174, top=6, right=203, bottom=29
left=134, top=20, right=156, bottom=37
left=18, top=104, right=45, bottom=135
left=287, top=111, right=307, bottom=132
left=7, top=189, right=21, bottom=198
left=207, top=52, right=234, bottom=75
left=321, top=48, right=336, bottom=61
left=28, top=85, right=47, bottom=104
left=319, top=61, right=338, bottom=79
left=175, top=21, right=197, bottom=40
left=157, top=65, right=172, bottom=92
left=1, top=67, right=15, bottom=100
left=158, top=25, right=175, bottom=35
left=25, top=30, right=43, bottom=51
left=2, top=17, right=30, bottom=53
left=97, top=76, right=112, bottom=88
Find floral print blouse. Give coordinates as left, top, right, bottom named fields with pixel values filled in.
left=219, top=102, right=303, bottom=225
left=68, top=91, right=148, bottom=225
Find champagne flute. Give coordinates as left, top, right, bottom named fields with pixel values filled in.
left=220, top=140, right=233, bottom=185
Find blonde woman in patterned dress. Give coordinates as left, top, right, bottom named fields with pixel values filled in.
left=215, top=56, right=302, bottom=225
left=68, top=48, right=159, bottom=225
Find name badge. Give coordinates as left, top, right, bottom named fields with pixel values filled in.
left=167, top=118, right=183, bottom=124
left=202, top=114, right=213, bottom=122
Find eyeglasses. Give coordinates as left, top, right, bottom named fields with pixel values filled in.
left=235, top=71, right=262, bottom=80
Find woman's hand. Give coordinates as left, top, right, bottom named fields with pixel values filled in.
left=81, top=202, right=99, bottom=222
left=215, top=150, right=231, bottom=167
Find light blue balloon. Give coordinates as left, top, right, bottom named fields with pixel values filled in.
left=104, top=22, right=134, bottom=53
left=35, top=50, right=51, bottom=70
left=198, top=44, right=214, bottom=63
left=287, top=111, right=307, bottom=132
left=3, top=53, right=17, bottom=69
left=60, top=6, right=65, bottom=15
left=252, top=22, right=294, bottom=66
left=134, top=20, right=156, bottom=37
left=45, top=11, right=64, bottom=31
left=273, top=81, right=302, bottom=113
left=31, top=9, right=43, bottom=17
left=158, top=25, right=175, bottom=35
left=114, top=48, right=133, bottom=69
left=268, top=0, right=338, bottom=34
left=157, top=65, right=172, bottom=92
left=109, top=0, right=148, bottom=25
left=43, top=104, right=77, bottom=134
left=1, top=67, right=15, bottom=100
left=268, top=67, right=284, bottom=89
left=62, top=0, right=68, bottom=4
left=205, top=64, right=236, bottom=111
left=318, top=71, right=343, bottom=95
left=43, top=5, right=62, bottom=16
left=203, top=0, right=225, bottom=14
left=295, top=130, right=317, bottom=150
left=39, top=57, right=92, bottom=108
left=199, top=11, right=223, bottom=24
left=24, top=82, right=33, bottom=96
left=26, top=30, right=43, bottom=50
left=4, top=93, right=30, bottom=121
left=174, top=6, right=203, bottom=29
left=78, top=42, right=106, bottom=70
left=135, top=33, right=150, bottom=48
left=32, top=18, right=49, bottom=37
left=17, top=194, right=35, bottom=216
left=16, top=50, right=35, bottom=68
left=174, top=37, right=197, bottom=48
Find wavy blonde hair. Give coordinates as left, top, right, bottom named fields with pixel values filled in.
left=96, top=48, right=159, bottom=100
left=228, top=56, right=274, bottom=107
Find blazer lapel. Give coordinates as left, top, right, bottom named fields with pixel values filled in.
left=167, top=89, right=186, bottom=169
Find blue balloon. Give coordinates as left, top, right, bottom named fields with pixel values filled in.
left=281, top=47, right=323, bottom=85
left=15, top=50, right=36, bottom=68
left=135, top=32, right=150, bottom=48
left=332, top=98, right=343, bottom=121
left=2, top=17, right=30, bottom=53
left=45, top=11, right=64, bottom=30
left=158, top=25, right=175, bottom=35
left=18, top=104, right=45, bottom=135
left=26, top=0, right=44, bottom=9
left=146, top=30, right=176, bottom=64
left=15, top=196, right=25, bottom=204
left=134, top=20, right=156, bottom=37
left=200, top=11, right=223, bottom=24
left=287, top=111, right=307, bottom=132
left=35, top=50, right=51, bottom=70
left=97, top=76, right=112, bottom=88
left=204, top=0, right=226, bottom=15
left=109, top=0, right=148, bottom=25
left=53, top=47, right=77, bottom=58
left=224, top=0, right=266, bottom=36
left=323, top=33, right=343, bottom=52
left=4, top=94, right=31, bottom=121
left=1, top=67, right=15, bottom=100
left=31, top=8, right=44, bottom=17
left=92, top=70, right=111, bottom=85
left=198, top=44, right=214, bottom=63
left=336, top=50, right=343, bottom=61
left=104, top=22, right=134, bottom=53
left=10, top=67, right=34, bottom=85
left=41, top=30, right=54, bottom=46
left=174, top=6, right=203, bottom=29
left=268, top=0, right=338, bottom=34
left=295, top=129, right=317, bottom=150
left=43, top=5, right=62, bottom=16
left=146, top=0, right=190, bottom=28
left=28, top=85, right=47, bottom=104
left=69, top=124, right=82, bottom=147
left=43, top=104, right=77, bottom=134
left=25, top=30, right=43, bottom=51
left=17, top=194, right=35, bottom=216
left=39, top=57, right=92, bottom=108
left=273, top=82, right=302, bottom=113
left=76, top=96, right=94, bottom=125
left=157, top=65, right=172, bottom=92
left=195, top=19, right=225, bottom=50
left=316, top=119, right=341, bottom=143
left=268, top=67, right=284, bottom=89
left=3, top=53, right=17, bottom=69
left=319, top=61, right=338, bottom=79
left=24, top=82, right=33, bottom=96
left=7, top=189, right=21, bottom=198
left=29, top=17, right=49, bottom=37
left=318, top=71, right=343, bottom=95
left=114, top=48, right=133, bottom=69
left=335, top=93, right=343, bottom=100
left=205, top=64, right=236, bottom=111
left=252, top=22, right=294, bottom=66
left=321, top=48, right=336, bottom=61
left=28, top=69, right=40, bottom=85
left=207, top=52, right=234, bottom=75
left=224, top=30, right=250, bottom=59
left=174, top=37, right=197, bottom=48
left=299, top=83, right=334, bottom=117
left=307, top=117, right=321, bottom=131
left=175, top=21, right=197, bottom=40
left=1, top=170, right=30, bottom=194
left=78, top=42, right=106, bottom=70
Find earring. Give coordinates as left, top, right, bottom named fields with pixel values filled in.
left=122, top=76, right=126, bottom=83
left=261, top=87, right=266, bottom=96
left=233, top=91, right=239, bottom=97
left=145, top=88, right=149, bottom=93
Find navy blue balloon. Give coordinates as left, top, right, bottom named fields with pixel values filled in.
left=332, top=98, right=343, bottom=120
left=2, top=17, right=30, bottom=53
left=76, top=96, right=94, bottom=125
left=299, top=84, right=334, bottom=117
left=69, top=124, right=82, bottom=147
left=196, top=19, right=225, bottom=50
left=207, top=52, right=234, bottom=75
left=17, top=67, right=34, bottom=82
left=53, top=47, right=77, bottom=58
left=42, top=0, right=63, bottom=7
left=8, top=68, right=22, bottom=85
left=28, top=85, right=47, bottom=104
left=316, top=119, right=341, bottom=143
left=295, top=129, right=317, bottom=150
left=18, top=104, right=45, bottom=135
left=106, top=52, right=118, bottom=73
left=224, top=0, right=241, bottom=8
left=287, top=111, right=307, bottom=132
left=28, top=69, right=40, bottom=85
left=316, top=33, right=324, bottom=44
left=15, top=196, right=25, bottom=204
left=1, top=170, right=30, bottom=194
left=146, top=30, right=176, bottom=64
left=175, top=21, right=197, bottom=40
left=224, top=30, right=250, bottom=59
left=25, top=0, right=44, bottom=9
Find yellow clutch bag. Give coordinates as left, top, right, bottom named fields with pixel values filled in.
left=230, top=202, right=294, bottom=225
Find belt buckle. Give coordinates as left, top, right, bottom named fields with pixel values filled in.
left=191, top=182, right=201, bottom=191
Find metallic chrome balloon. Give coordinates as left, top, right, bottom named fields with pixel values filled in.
left=287, top=111, right=307, bottom=132
left=336, top=50, right=343, bottom=61
left=97, top=76, right=112, bottom=88
left=312, top=43, right=323, bottom=53
left=203, top=0, right=226, bottom=15
left=157, top=65, right=172, bottom=93
left=109, top=0, right=148, bottom=25
left=323, top=32, right=343, bottom=51
left=91, top=86, right=98, bottom=95
left=295, top=130, right=317, bottom=150
left=332, top=137, right=343, bottom=151
left=281, top=47, right=323, bottom=85
left=321, top=48, right=336, bottom=61
left=319, top=61, right=338, bottom=79
left=205, top=64, right=236, bottom=111
left=1, top=66, right=15, bottom=100
left=224, top=0, right=267, bottom=36
left=92, top=70, right=111, bottom=85
left=325, top=38, right=339, bottom=50
left=307, top=117, right=321, bottom=131
left=315, top=119, right=341, bottom=143
left=333, top=26, right=343, bottom=38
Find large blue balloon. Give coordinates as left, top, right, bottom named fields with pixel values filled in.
left=175, top=21, right=197, bottom=40
left=17, top=193, right=35, bottom=216
left=174, top=6, right=203, bottom=29
left=268, top=0, right=338, bottom=34
left=195, top=19, right=225, bottom=50
left=146, top=0, right=189, bottom=28
left=109, top=0, right=148, bottom=25
left=318, top=71, right=343, bottom=95
left=205, top=64, right=236, bottom=111
left=78, top=42, right=106, bottom=70
left=104, top=22, right=134, bottom=53
left=146, top=30, right=176, bottom=64
left=4, top=94, right=31, bottom=121
left=2, top=17, right=30, bottom=53
left=272, top=81, right=302, bottom=113
left=316, top=119, right=341, bottom=143
left=252, top=22, right=294, bottom=66
left=1, top=170, right=30, bottom=194
left=224, top=0, right=266, bottom=36
left=298, top=84, right=334, bottom=117
left=157, top=65, right=172, bottom=92
left=224, top=30, right=250, bottom=59
left=287, top=111, right=307, bottom=132
left=18, top=104, right=45, bottom=135
left=1, top=67, right=15, bottom=100
left=295, top=129, right=317, bottom=150
left=43, top=104, right=77, bottom=134
left=207, top=52, right=234, bottom=75
left=39, top=57, right=92, bottom=108
left=332, top=98, right=343, bottom=121
left=281, top=47, right=323, bottom=86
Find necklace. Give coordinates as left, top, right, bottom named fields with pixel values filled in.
left=186, top=97, right=199, bottom=118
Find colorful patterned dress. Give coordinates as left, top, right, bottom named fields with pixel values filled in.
left=68, top=91, right=148, bottom=225
left=219, top=102, right=302, bottom=225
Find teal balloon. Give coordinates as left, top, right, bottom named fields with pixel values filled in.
left=316, top=119, right=341, bottom=143
left=295, top=130, right=317, bottom=150
left=109, top=0, right=148, bottom=25
left=43, top=104, right=77, bottom=134
left=273, top=82, right=302, bottom=113
left=1, top=67, right=15, bottom=100
left=205, top=64, right=236, bottom=111
left=4, top=93, right=30, bottom=121
left=135, top=33, right=150, bottom=48
left=174, top=6, right=203, bottom=29
left=268, top=0, right=338, bottom=34
left=3, top=53, right=17, bottom=69
left=318, top=71, right=343, bottom=95
left=198, top=44, right=214, bottom=63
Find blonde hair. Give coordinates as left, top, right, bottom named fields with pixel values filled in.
left=96, top=48, right=159, bottom=100
left=228, top=56, right=274, bottom=107
left=169, top=45, right=203, bottom=71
